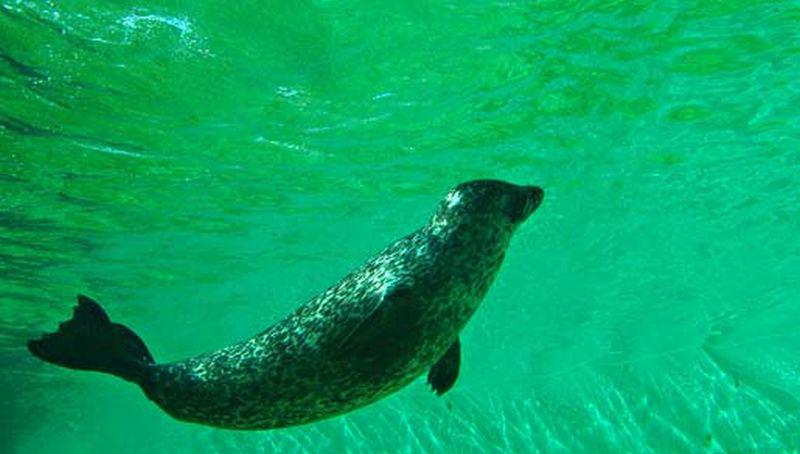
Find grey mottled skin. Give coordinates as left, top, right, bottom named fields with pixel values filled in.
left=135, top=180, right=543, bottom=429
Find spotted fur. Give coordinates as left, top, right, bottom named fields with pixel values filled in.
left=114, top=180, right=541, bottom=429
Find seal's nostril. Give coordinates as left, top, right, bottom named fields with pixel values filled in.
left=525, top=186, right=544, bottom=207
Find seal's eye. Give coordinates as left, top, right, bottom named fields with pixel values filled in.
left=503, top=193, right=527, bottom=223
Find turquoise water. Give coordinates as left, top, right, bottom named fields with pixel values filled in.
left=2, top=0, right=799, bottom=452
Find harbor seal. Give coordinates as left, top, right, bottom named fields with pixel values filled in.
left=28, top=179, right=544, bottom=430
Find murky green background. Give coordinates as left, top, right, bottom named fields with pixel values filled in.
left=2, top=1, right=799, bottom=452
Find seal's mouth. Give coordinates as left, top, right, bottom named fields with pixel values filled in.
left=517, top=185, right=544, bottom=223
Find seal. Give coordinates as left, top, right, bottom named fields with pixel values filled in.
left=28, top=179, right=544, bottom=430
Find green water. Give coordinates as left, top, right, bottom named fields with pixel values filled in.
left=2, top=0, right=799, bottom=452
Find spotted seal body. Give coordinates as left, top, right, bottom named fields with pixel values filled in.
left=28, top=180, right=544, bottom=429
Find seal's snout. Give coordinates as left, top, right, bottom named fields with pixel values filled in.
left=517, top=185, right=544, bottom=222
left=526, top=186, right=544, bottom=209
left=446, top=179, right=543, bottom=224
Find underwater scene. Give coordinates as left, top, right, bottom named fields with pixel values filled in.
left=2, top=0, right=799, bottom=452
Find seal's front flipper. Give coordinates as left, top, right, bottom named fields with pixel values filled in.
left=28, top=294, right=154, bottom=384
left=427, top=337, right=460, bottom=396
left=334, top=284, right=424, bottom=369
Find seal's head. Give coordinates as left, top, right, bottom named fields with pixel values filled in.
left=432, top=179, right=544, bottom=232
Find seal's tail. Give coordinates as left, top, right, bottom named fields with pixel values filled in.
left=28, top=294, right=154, bottom=384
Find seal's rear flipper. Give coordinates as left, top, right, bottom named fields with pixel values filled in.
left=28, top=295, right=154, bottom=384
left=427, top=337, right=460, bottom=396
